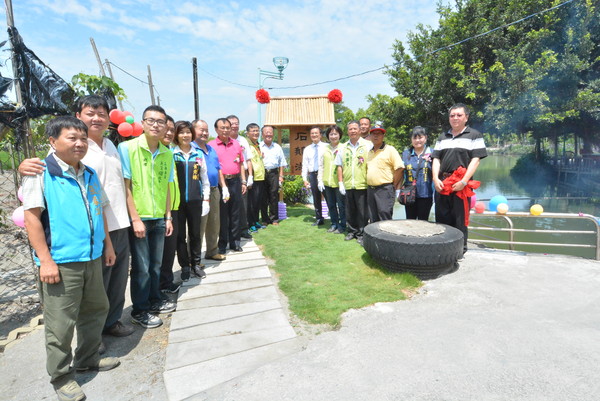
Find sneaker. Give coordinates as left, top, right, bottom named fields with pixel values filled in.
left=344, top=233, right=355, bottom=241
left=149, top=300, right=177, bottom=314
left=131, top=311, right=163, bottom=328
left=335, top=228, right=345, bottom=234
left=356, top=237, right=364, bottom=246
left=256, top=222, right=267, bottom=229
left=181, top=266, right=191, bottom=282
left=327, top=226, right=337, bottom=233
left=192, top=265, right=207, bottom=279
left=54, top=379, right=85, bottom=401
left=249, top=225, right=258, bottom=232
left=162, top=282, right=182, bottom=294
left=103, top=321, right=134, bottom=337
left=75, top=357, right=121, bottom=372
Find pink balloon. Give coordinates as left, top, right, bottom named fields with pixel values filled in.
left=118, top=122, right=133, bottom=137
left=470, top=194, right=477, bottom=208
left=109, top=109, right=125, bottom=125
left=132, top=122, right=143, bottom=137
left=12, top=206, right=25, bottom=228
left=17, top=186, right=23, bottom=202
left=475, top=201, right=485, bottom=214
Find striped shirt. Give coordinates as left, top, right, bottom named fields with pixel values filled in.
left=431, top=126, right=487, bottom=178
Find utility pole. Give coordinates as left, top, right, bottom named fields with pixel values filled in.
left=192, top=57, right=199, bottom=120
left=4, top=0, right=34, bottom=159
left=147, top=65, right=156, bottom=105
left=104, top=59, right=123, bottom=111
left=89, top=37, right=106, bottom=76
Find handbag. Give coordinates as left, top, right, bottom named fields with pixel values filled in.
left=398, top=181, right=416, bottom=205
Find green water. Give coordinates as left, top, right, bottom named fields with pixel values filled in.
left=393, top=155, right=600, bottom=259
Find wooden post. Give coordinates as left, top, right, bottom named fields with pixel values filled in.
left=147, top=65, right=156, bottom=105
left=5, top=0, right=34, bottom=159
left=192, top=57, right=199, bottom=120
left=89, top=37, right=106, bottom=76
left=104, top=59, right=123, bottom=111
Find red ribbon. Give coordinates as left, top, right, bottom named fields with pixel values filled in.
left=440, top=166, right=480, bottom=226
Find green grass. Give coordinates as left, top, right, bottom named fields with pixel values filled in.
left=253, top=205, right=422, bottom=327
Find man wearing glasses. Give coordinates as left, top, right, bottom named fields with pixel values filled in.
left=118, top=105, right=176, bottom=329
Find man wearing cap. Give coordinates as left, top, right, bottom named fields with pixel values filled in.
left=335, top=120, right=372, bottom=245
left=302, top=126, right=326, bottom=226
left=366, top=124, right=404, bottom=222
left=432, top=103, right=487, bottom=255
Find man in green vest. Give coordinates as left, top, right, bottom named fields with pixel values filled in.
left=335, top=120, right=373, bottom=245
left=118, top=105, right=175, bottom=329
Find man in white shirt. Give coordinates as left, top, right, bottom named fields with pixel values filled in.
left=260, top=125, right=287, bottom=225
left=302, top=126, right=326, bottom=226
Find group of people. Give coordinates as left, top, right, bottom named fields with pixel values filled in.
left=302, top=104, right=487, bottom=253
left=19, top=96, right=485, bottom=401
left=18, top=95, right=288, bottom=401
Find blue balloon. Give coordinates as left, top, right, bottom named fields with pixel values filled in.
left=489, top=195, right=508, bottom=212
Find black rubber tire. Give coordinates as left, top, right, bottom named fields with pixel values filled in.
left=363, top=220, right=464, bottom=280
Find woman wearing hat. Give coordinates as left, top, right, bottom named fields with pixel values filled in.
left=402, top=126, right=434, bottom=220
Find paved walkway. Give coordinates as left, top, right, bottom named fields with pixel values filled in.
left=163, top=240, right=301, bottom=400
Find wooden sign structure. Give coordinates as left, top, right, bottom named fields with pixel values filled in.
left=264, top=95, right=336, bottom=175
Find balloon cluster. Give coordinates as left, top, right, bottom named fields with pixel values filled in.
left=109, top=109, right=143, bottom=137
left=12, top=187, right=25, bottom=228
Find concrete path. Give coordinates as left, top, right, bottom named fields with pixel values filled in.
left=163, top=240, right=301, bottom=400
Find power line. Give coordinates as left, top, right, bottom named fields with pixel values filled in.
left=104, top=60, right=161, bottom=98
left=196, top=0, right=576, bottom=90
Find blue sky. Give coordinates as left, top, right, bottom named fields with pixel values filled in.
left=1, top=0, right=440, bottom=129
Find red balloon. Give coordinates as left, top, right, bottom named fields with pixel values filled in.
left=475, top=201, right=485, bottom=214
left=123, top=111, right=134, bottom=119
left=109, top=109, right=125, bottom=125
left=132, top=122, right=143, bottom=137
left=118, top=122, right=133, bottom=137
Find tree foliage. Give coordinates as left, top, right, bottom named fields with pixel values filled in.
left=377, top=0, right=599, bottom=153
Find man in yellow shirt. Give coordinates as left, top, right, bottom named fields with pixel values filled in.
left=366, top=124, right=404, bottom=222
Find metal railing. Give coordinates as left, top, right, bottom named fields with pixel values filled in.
left=468, top=212, right=600, bottom=260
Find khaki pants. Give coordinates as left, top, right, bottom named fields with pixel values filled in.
left=43, top=257, right=108, bottom=385
left=201, top=186, right=221, bottom=257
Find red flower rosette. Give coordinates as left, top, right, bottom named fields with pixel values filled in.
left=256, top=89, right=270, bottom=104
left=328, top=89, right=343, bottom=103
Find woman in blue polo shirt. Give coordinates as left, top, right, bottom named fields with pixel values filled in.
left=402, top=126, right=434, bottom=220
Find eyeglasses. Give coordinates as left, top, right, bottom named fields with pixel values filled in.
left=143, top=118, right=167, bottom=127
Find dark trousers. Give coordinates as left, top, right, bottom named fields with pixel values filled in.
left=367, top=183, right=395, bottom=222
left=324, top=186, right=346, bottom=230
left=263, top=169, right=280, bottom=224
left=346, top=189, right=368, bottom=238
left=308, top=171, right=323, bottom=221
left=160, top=210, right=178, bottom=290
left=405, top=197, right=434, bottom=221
left=435, top=192, right=468, bottom=252
left=102, top=227, right=130, bottom=329
left=248, top=180, right=264, bottom=226
left=239, top=171, right=249, bottom=232
left=177, top=199, right=203, bottom=268
left=219, top=176, right=242, bottom=250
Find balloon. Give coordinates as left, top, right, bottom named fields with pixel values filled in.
left=12, top=206, right=25, bottom=228
left=123, top=111, right=134, bottom=120
left=125, top=115, right=134, bottom=124
left=109, top=109, right=125, bottom=125
left=475, top=201, right=485, bottom=214
left=470, top=194, right=477, bottom=209
left=17, top=186, right=23, bottom=202
left=496, top=203, right=509, bottom=214
left=530, top=204, right=544, bottom=216
left=132, top=122, right=143, bottom=137
left=489, top=195, right=508, bottom=212
left=118, top=122, right=133, bottom=137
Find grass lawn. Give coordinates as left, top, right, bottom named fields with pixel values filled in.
left=253, top=205, right=422, bottom=327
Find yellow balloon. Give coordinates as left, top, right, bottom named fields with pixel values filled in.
left=530, top=204, right=544, bottom=216
left=496, top=203, right=509, bottom=214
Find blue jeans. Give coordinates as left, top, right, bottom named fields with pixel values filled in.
left=129, top=219, right=165, bottom=313
left=324, top=186, right=346, bottom=230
